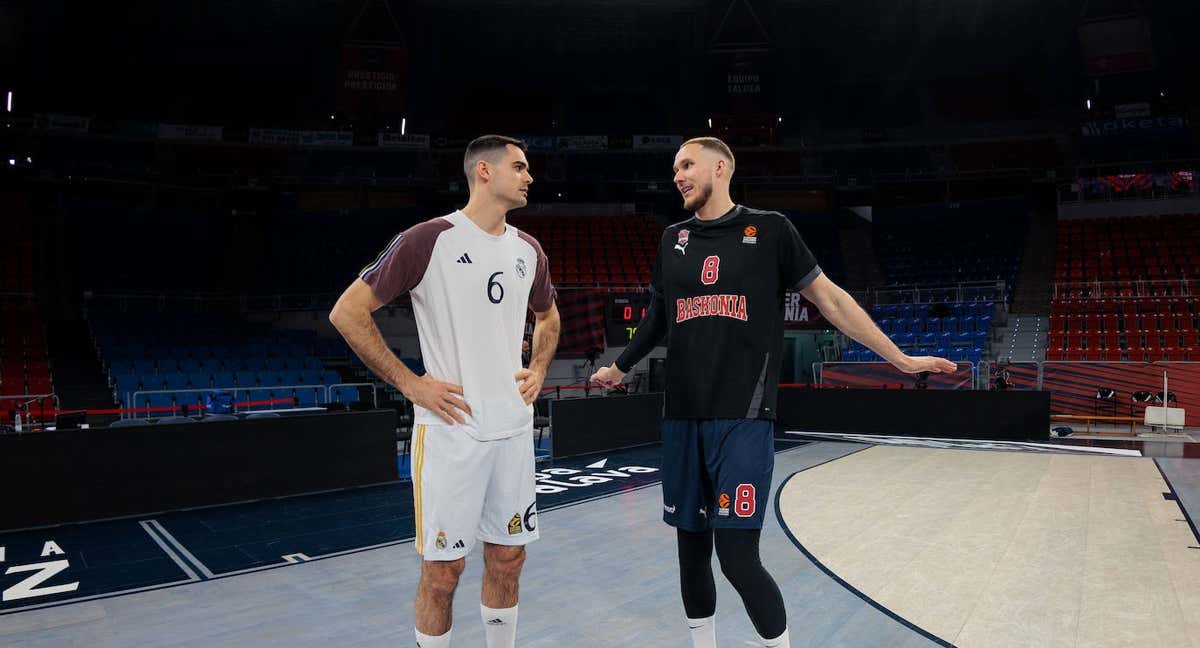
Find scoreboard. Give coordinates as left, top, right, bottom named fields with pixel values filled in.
left=604, top=293, right=654, bottom=346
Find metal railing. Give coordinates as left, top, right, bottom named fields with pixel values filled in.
left=868, top=281, right=1006, bottom=305
left=125, top=383, right=352, bottom=419
left=1051, top=279, right=1193, bottom=300
left=0, top=393, right=61, bottom=424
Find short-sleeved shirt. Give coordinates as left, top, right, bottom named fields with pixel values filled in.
left=360, top=210, right=556, bottom=441
left=636, top=205, right=820, bottom=420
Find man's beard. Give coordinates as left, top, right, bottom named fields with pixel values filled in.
left=686, top=183, right=712, bottom=212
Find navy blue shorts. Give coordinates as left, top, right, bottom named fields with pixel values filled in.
left=660, top=418, right=775, bottom=531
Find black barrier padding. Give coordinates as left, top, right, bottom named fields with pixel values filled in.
left=550, top=393, right=664, bottom=458
left=0, top=409, right=397, bottom=531
left=777, top=389, right=1050, bottom=441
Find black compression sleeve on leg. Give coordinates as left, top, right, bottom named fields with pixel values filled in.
left=676, top=528, right=717, bottom=619
left=714, top=528, right=787, bottom=639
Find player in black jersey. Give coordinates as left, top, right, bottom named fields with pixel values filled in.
left=591, top=137, right=957, bottom=648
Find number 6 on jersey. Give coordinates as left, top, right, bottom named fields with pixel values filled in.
left=487, top=271, right=505, bottom=304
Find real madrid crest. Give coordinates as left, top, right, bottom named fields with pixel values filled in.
left=435, top=530, right=448, bottom=550
left=515, top=257, right=527, bottom=279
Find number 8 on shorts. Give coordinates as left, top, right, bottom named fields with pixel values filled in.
left=734, top=483, right=756, bottom=518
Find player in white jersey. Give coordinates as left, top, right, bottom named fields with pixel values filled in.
left=330, top=135, right=560, bottom=648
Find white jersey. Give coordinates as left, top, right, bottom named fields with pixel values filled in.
left=360, top=210, right=556, bottom=441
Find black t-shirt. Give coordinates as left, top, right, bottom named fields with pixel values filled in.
left=616, top=205, right=821, bottom=420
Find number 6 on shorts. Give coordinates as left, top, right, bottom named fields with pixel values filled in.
left=734, top=483, right=756, bottom=518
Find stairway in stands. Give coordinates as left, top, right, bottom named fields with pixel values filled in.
left=995, top=203, right=1057, bottom=362
left=46, top=319, right=117, bottom=413
left=1009, top=205, right=1057, bottom=314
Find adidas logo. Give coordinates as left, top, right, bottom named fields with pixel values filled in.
left=452, top=539, right=465, bottom=549
left=456, top=253, right=473, bottom=264
left=486, top=618, right=505, bottom=626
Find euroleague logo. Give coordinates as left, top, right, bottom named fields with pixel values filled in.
left=742, top=225, right=758, bottom=245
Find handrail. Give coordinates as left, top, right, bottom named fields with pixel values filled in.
left=128, top=383, right=329, bottom=419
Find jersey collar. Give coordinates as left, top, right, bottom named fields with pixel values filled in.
left=691, top=204, right=742, bottom=228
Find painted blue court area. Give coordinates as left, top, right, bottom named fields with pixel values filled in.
left=0, top=440, right=808, bottom=615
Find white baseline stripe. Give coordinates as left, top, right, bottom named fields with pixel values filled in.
left=148, top=520, right=216, bottom=579
left=139, top=521, right=201, bottom=581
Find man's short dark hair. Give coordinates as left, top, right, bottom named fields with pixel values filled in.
left=463, top=135, right=528, bottom=188
left=682, top=136, right=735, bottom=171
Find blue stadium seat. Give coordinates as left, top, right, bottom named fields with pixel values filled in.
left=920, top=332, right=937, bottom=346
left=296, top=387, right=320, bottom=407
left=165, top=373, right=189, bottom=389
left=322, top=371, right=341, bottom=385
left=331, top=386, right=358, bottom=403
left=212, top=371, right=236, bottom=389
left=233, top=370, right=258, bottom=386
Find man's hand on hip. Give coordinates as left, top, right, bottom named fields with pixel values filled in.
left=515, top=368, right=545, bottom=405
left=404, top=374, right=471, bottom=425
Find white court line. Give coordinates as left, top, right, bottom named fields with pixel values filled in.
left=785, top=430, right=1143, bottom=456
left=140, top=521, right=201, bottom=581
left=147, top=520, right=216, bottom=579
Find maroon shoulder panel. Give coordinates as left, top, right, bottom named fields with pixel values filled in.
left=360, top=217, right=454, bottom=304
left=517, top=229, right=557, bottom=312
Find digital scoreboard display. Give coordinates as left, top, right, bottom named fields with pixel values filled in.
left=605, top=293, right=654, bottom=346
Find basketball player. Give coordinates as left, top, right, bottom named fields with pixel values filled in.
left=591, top=137, right=956, bottom=648
left=330, top=135, right=559, bottom=648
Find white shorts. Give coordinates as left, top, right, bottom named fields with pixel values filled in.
left=412, top=423, right=539, bottom=560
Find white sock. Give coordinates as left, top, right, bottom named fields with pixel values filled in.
left=687, top=615, right=716, bottom=648
left=481, top=604, right=518, bottom=648
left=415, top=626, right=451, bottom=648
left=759, top=626, right=790, bottom=647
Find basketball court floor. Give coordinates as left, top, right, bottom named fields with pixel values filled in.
left=2, top=437, right=1197, bottom=647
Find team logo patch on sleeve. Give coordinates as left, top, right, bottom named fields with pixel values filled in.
left=674, top=229, right=690, bottom=255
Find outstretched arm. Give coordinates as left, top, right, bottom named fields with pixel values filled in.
left=800, top=273, right=956, bottom=374
left=591, top=287, right=667, bottom=386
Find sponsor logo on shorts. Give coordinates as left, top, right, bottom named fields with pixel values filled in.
left=435, top=531, right=447, bottom=550
left=663, top=504, right=676, bottom=514
left=508, top=514, right=523, bottom=535
left=452, top=539, right=465, bottom=549
left=718, top=493, right=731, bottom=517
